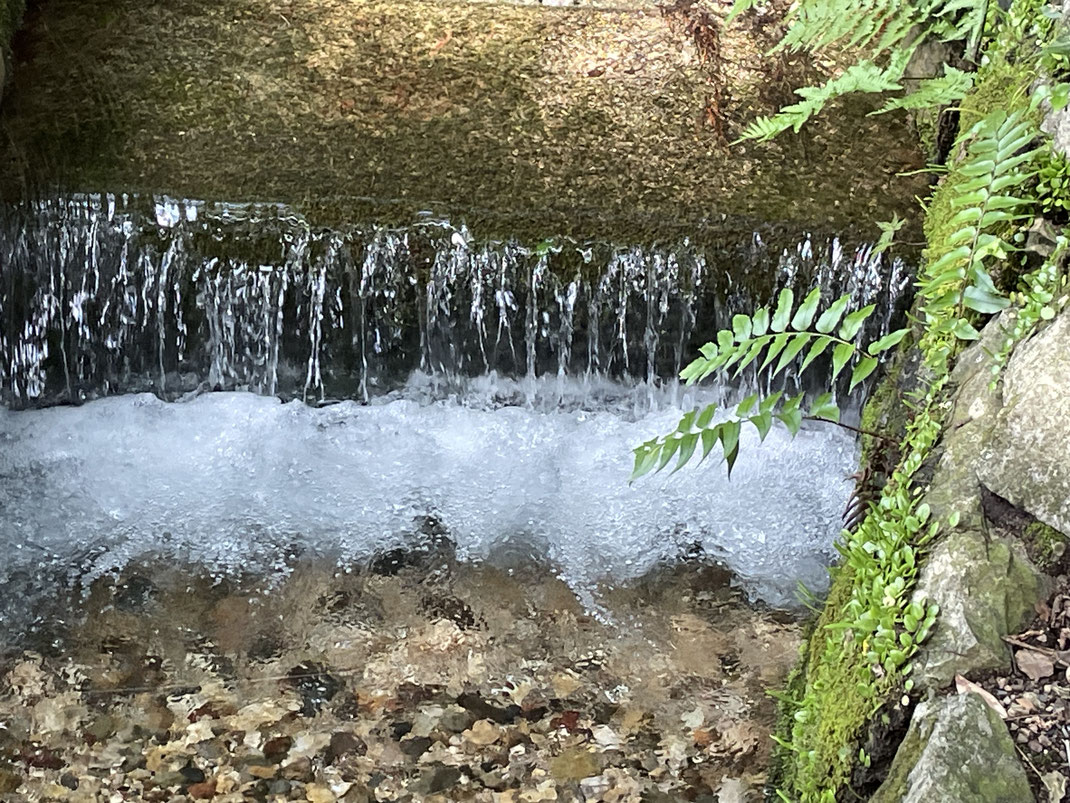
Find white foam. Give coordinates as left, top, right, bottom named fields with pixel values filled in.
left=0, top=379, right=857, bottom=610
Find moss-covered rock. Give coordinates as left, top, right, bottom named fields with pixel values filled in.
left=912, top=528, right=1045, bottom=690
left=1023, top=520, right=1068, bottom=571
left=921, top=314, right=1007, bottom=531
left=871, top=693, right=1032, bottom=803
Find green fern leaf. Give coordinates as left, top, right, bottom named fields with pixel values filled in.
left=873, top=66, right=974, bottom=114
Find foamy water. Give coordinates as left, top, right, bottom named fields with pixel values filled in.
left=0, top=377, right=856, bottom=620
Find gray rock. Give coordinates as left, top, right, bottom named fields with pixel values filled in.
left=912, top=528, right=1044, bottom=689
left=415, top=764, right=463, bottom=795
left=978, top=311, right=1070, bottom=536
left=923, top=314, right=1006, bottom=530
left=871, top=693, right=1032, bottom=803
left=1042, top=102, right=1070, bottom=159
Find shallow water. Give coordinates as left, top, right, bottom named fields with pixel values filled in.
left=0, top=195, right=888, bottom=800
left=0, top=557, right=801, bottom=801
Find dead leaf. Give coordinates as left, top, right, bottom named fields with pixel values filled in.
left=954, top=674, right=1008, bottom=718
left=1043, top=770, right=1067, bottom=803
left=1017, top=649, right=1055, bottom=681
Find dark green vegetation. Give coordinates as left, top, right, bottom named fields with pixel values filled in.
left=0, top=0, right=928, bottom=243
left=771, top=8, right=1070, bottom=801
left=634, top=0, right=1070, bottom=799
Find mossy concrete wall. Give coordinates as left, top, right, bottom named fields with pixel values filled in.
left=0, top=0, right=24, bottom=93
left=0, top=0, right=928, bottom=243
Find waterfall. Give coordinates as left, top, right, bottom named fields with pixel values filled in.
left=0, top=193, right=914, bottom=627
left=0, top=194, right=910, bottom=410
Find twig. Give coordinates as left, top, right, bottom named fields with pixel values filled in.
left=1003, top=635, right=1065, bottom=663
left=1015, top=741, right=1046, bottom=784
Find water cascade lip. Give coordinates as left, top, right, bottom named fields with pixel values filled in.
left=0, top=193, right=909, bottom=644
left=0, top=194, right=911, bottom=409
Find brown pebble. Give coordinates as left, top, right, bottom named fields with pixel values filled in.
left=263, top=735, right=293, bottom=763
left=188, top=779, right=217, bottom=799
left=282, top=757, right=314, bottom=782
left=326, top=731, right=367, bottom=763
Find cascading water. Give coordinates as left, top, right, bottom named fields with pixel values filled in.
left=0, top=194, right=912, bottom=639
left=0, top=195, right=908, bottom=408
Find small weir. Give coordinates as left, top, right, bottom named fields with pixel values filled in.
left=0, top=194, right=912, bottom=801
left=0, top=195, right=911, bottom=618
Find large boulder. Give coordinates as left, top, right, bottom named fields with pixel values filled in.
left=922, top=315, right=1006, bottom=530
left=978, top=311, right=1070, bottom=536
left=871, top=693, right=1033, bottom=803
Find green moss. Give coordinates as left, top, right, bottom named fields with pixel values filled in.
left=0, top=0, right=928, bottom=244
left=858, top=327, right=918, bottom=470
left=1022, top=520, right=1068, bottom=571
left=923, top=56, right=1040, bottom=288
left=775, top=34, right=1044, bottom=803
left=771, top=565, right=894, bottom=800
left=0, top=0, right=25, bottom=80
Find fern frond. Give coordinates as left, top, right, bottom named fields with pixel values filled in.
left=777, top=0, right=917, bottom=56
left=919, top=108, right=1040, bottom=340
left=929, top=0, right=988, bottom=46
left=736, top=61, right=905, bottom=142
left=872, top=65, right=974, bottom=114
left=726, top=0, right=766, bottom=24
left=873, top=214, right=906, bottom=256
left=631, top=290, right=904, bottom=480
left=729, top=0, right=988, bottom=142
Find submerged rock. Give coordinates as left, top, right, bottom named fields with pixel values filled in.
left=871, top=693, right=1031, bottom=803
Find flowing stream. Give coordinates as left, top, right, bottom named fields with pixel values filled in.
left=0, top=195, right=911, bottom=639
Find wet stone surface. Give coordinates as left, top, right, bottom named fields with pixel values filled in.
left=0, top=556, right=799, bottom=801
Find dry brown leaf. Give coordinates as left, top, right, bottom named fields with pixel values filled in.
left=1016, top=649, right=1056, bottom=681
left=954, top=674, right=1008, bottom=719
left=1043, top=771, right=1067, bottom=803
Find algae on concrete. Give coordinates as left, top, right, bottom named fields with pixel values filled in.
left=0, top=0, right=929, bottom=243
left=0, top=0, right=24, bottom=92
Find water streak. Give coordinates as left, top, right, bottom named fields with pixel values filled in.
left=0, top=195, right=910, bottom=409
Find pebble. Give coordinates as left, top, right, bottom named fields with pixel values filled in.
left=188, top=779, right=216, bottom=799
left=326, top=731, right=367, bottom=763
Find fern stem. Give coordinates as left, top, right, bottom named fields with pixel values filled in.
left=804, top=415, right=895, bottom=443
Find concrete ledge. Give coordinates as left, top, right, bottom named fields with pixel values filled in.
left=0, top=0, right=928, bottom=242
